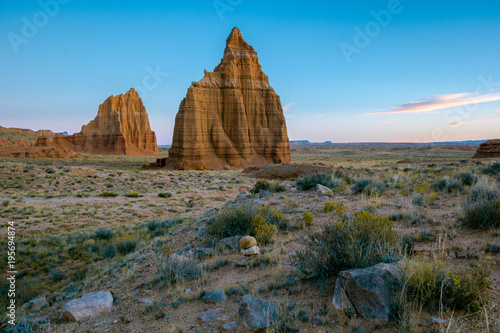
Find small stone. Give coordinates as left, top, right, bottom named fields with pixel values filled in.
left=315, top=184, right=332, bottom=195
left=202, top=289, right=227, bottom=304
left=138, top=298, right=153, bottom=304
left=237, top=257, right=249, bottom=266
left=198, top=308, right=228, bottom=323
left=65, top=292, right=77, bottom=299
left=241, top=245, right=260, bottom=256
left=185, top=288, right=192, bottom=294
left=20, top=298, right=48, bottom=313
left=223, top=321, right=239, bottom=331
left=428, top=317, right=449, bottom=326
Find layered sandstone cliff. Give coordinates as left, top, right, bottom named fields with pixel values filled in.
left=164, top=27, right=291, bottom=170
left=36, top=89, right=159, bottom=156
left=473, top=139, right=500, bottom=158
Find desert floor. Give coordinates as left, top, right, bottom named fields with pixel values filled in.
left=0, top=145, right=499, bottom=333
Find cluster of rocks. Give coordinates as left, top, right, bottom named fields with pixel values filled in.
left=197, top=289, right=277, bottom=332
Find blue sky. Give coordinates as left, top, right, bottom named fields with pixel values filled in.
left=1, top=0, right=499, bottom=144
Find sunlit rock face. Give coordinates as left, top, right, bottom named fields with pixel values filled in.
left=166, top=27, right=291, bottom=170
left=36, top=89, right=159, bottom=156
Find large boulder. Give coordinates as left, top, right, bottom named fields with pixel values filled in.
left=332, top=262, right=403, bottom=323
left=238, top=295, right=277, bottom=331
left=61, top=291, right=113, bottom=322
left=162, top=27, right=291, bottom=170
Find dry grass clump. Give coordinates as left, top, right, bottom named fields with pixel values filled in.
left=402, top=257, right=492, bottom=313
left=291, top=211, right=402, bottom=279
left=461, top=180, right=500, bottom=229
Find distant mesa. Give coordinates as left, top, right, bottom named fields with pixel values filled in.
left=154, top=27, right=291, bottom=170
left=36, top=88, right=159, bottom=156
left=472, top=139, right=500, bottom=158
left=0, top=126, right=56, bottom=147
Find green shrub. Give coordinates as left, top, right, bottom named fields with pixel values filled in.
left=251, top=215, right=277, bottom=245
left=296, top=173, right=335, bottom=190
left=433, top=178, right=464, bottom=193
left=482, top=162, right=500, bottom=175
left=206, top=203, right=258, bottom=239
left=253, top=180, right=270, bottom=193
left=351, top=179, right=386, bottom=195
left=115, top=239, right=137, bottom=255
left=94, top=227, right=113, bottom=240
left=156, top=255, right=201, bottom=286
left=126, top=191, right=141, bottom=198
left=291, top=211, right=402, bottom=279
left=102, top=243, right=116, bottom=258
left=158, top=192, right=172, bottom=198
left=50, top=271, right=66, bottom=283
left=206, top=203, right=286, bottom=240
left=453, top=172, right=478, bottom=186
left=302, top=212, right=313, bottom=228
left=461, top=198, right=500, bottom=229
left=2, top=199, right=9, bottom=207
left=100, top=190, right=118, bottom=197
left=468, top=184, right=499, bottom=202
left=268, top=304, right=300, bottom=333
left=402, top=259, right=491, bottom=312
left=252, top=180, right=286, bottom=194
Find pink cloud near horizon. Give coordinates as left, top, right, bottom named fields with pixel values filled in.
left=366, top=91, right=500, bottom=115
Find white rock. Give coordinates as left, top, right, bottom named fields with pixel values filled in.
left=241, top=246, right=260, bottom=256
left=61, top=291, right=113, bottom=322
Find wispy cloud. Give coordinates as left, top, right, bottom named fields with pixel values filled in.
left=380, top=119, right=398, bottom=125
left=366, top=91, right=500, bottom=115
left=283, top=103, right=295, bottom=113
left=313, top=114, right=324, bottom=119
left=448, top=122, right=465, bottom=127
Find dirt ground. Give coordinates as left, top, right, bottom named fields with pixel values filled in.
left=0, top=145, right=499, bottom=332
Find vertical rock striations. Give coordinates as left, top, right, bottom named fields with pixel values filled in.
left=166, top=27, right=291, bottom=170
left=36, top=89, right=159, bottom=156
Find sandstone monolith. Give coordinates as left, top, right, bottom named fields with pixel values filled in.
left=35, top=89, right=158, bottom=156
left=165, top=27, right=291, bottom=170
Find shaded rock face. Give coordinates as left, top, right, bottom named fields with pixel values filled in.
left=473, top=139, right=500, bottom=158
left=332, top=262, right=403, bottom=323
left=238, top=294, right=277, bottom=331
left=35, top=89, right=158, bottom=156
left=166, top=27, right=291, bottom=170
left=0, top=146, right=79, bottom=159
